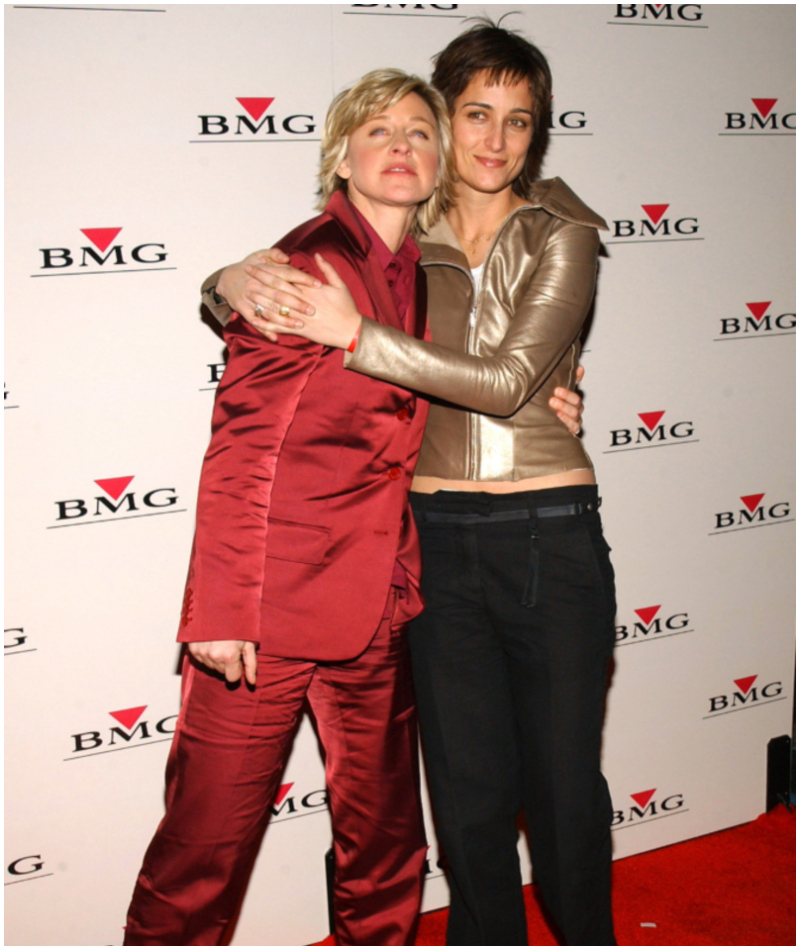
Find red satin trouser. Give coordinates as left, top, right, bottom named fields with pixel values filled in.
left=124, top=599, right=426, bottom=946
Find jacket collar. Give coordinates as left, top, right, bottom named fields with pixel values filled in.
left=419, top=214, right=470, bottom=270
left=527, top=177, right=608, bottom=230
left=419, top=176, right=608, bottom=267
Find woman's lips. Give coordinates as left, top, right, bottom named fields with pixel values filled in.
left=475, top=156, right=507, bottom=168
left=383, top=165, right=416, bottom=175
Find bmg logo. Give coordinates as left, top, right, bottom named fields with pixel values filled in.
left=704, top=676, right=785, bottom=718
left=611, top=789, right=687, bottom=828
left=711, top=494, right=792, bottom=534
left=611, top=5, right=704, bottom=24
left=5, top=854, right=51, bottom=885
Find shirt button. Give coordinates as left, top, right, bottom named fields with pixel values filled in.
left=387, top=467, right=402, bottom=480
left=387, top=279, right=395, bottom=287
left=396, top=408, right=409, bottom=421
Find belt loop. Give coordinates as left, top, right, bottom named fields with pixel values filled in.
left=521, top=510, right=540, bottom=608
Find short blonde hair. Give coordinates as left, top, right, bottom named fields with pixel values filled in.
left=318, top=69, right=455, bottom=234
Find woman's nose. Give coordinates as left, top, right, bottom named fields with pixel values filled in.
left=485, top=122, right=505, bottom=151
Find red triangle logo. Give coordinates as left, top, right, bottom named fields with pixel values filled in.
left=745, top=302, right=770, bottom=321
left=740, top=493, right=764, bottom=513
left=109, top=706, right=147, bottom=729
left=634, top=606, right=661, bottom=626
left=733, top=675, right=757, bottom=694
left=80, top=228, right=122, bottom=253
left=751, top=98, right=777, bottom=119
left=94, top=476, right=134, bottom=500
left=638, top=411, right=665, bottom=431
left=630, top=789, right=656, bottom=809
left=641, top=204, right=669, bottom=225
left=274, top=782, right=294, bottom=806
left=236, top=97, right=274, bottom=121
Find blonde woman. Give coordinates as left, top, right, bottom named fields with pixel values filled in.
left=124, top=70, right=454, bottom=947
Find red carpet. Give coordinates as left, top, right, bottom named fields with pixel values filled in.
left=314, top=807, right=795, bottom=946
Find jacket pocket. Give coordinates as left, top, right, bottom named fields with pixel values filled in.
left=264, top=518, right=331, bottom=565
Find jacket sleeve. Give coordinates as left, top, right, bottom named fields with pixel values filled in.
left=201, top=268, right=235, bottom=326
left=180, top=254, right=324, bottom=644
left=344, top=222, right=599, bottom=418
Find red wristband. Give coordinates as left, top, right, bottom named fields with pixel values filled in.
left=346, top=323, right=361, bottom=353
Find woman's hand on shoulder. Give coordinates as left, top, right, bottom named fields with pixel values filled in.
left=254, top=254, right=363, bottom=351
left=216, top=248, right=321, bottom=342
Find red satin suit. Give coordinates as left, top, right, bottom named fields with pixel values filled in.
left=124, top=192, right=430, bottom=946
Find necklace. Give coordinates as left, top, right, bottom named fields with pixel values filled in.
left=448, top=203, right=515, bottom=260
left=451, top=214, right=507, bottom=254
left=461, top=230, right=496, bottom=252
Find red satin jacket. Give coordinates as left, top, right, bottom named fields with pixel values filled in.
left=178, top=192, right=430, bottom=661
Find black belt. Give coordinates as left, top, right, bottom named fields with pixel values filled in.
left=418, top=501, right=596, bottom=525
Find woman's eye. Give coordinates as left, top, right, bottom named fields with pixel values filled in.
left=467, top=111, right=486, bottom=121
left=369, top=126, right=388, bottom=136
left=410, top=129, right=429, bottom=139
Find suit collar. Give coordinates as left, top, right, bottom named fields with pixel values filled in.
left=324, top=190, right=372, bottom=259
left=324, top=191, right=421, bottom=336
left=325, top=190, right=421, bottom=264
left=353, top=203, right=421, bottom=270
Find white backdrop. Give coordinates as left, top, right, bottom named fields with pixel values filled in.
left=4, top=4, right=795, bottom=946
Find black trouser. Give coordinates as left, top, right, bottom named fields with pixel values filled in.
left=409, top=485, right=616, bottom=947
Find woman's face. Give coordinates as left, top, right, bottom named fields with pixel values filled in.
left=337, top=92, right=440, bottom=215
left=449, top=71, right=535, bottom=197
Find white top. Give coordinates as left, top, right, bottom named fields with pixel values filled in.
left=469, top=263, right=484, bottom=327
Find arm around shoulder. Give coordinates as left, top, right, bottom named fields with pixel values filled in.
left=345, top=220, right=599, bottom=416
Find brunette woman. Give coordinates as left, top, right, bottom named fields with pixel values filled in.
left=124, top=70, right=455, bottom=947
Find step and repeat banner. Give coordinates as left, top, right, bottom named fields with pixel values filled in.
left=5, top=4, right=795, bottom=946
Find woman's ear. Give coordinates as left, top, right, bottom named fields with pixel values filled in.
left=336, top=156, right=352, bottom=180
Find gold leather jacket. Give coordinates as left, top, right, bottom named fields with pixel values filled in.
left=345, top=178, right=608, bottom=481
left=200, top=177, right=606, bottom=483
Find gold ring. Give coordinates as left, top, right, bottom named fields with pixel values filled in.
left=279, top=306, right=291, bottom=317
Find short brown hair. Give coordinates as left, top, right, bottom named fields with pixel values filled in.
left=431, top=18, right=552, bottom=196
left=318, top=69, right=456, bottom=234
